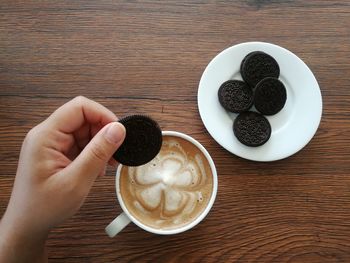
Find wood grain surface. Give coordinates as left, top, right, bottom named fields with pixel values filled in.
left=1, top=1, right=350, bottom=262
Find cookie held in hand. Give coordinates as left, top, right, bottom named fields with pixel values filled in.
left=113, top=115, right=162, bottom=166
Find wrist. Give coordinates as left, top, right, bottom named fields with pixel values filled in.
left=0, top=211, right=49, bottom=262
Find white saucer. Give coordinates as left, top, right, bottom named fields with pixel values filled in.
left=197, top=42, right=322, bottom=161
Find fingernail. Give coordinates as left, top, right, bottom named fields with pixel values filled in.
left=104, top=122, right=125, bottom=144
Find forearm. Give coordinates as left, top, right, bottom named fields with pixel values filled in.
left=0, top=213, right=48, bottom=263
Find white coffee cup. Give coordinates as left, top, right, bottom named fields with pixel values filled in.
left=105, top=131, right=218, bottom=236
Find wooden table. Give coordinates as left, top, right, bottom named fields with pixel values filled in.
left=1, top=1, right=350, bottom=262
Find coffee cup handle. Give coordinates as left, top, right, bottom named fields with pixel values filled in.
left=105, top=212, right=131, bottom=237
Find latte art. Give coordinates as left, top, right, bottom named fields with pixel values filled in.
left=120, top=136, right=213, bottom=230
left=132, top=140, right=206, bottom=213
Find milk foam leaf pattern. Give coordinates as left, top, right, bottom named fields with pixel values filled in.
left=129, top=139, right=207, bottom=216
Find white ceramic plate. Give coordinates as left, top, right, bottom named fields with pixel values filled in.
left=198, top=42, right=322, bottom=161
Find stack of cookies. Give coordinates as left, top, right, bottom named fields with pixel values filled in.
left=218, top=51, right=287, bottom=147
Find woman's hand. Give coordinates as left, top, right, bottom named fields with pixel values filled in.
left=0, top=96, right=125, bottom=262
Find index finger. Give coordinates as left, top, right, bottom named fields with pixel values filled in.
left=47, top=96, right=118, bottom=133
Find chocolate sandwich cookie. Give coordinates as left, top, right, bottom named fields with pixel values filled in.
left=113, top=115, right=162, bottom=166
left=218, top=80, right=253, bottom=113
left=240, top=51, right=280, bottom=88
left=254, top=77, right=287, bottom=115
left=233, top=111, right=271, bottom=147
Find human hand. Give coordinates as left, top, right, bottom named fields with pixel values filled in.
left=0, top=96, right=125, bottom=262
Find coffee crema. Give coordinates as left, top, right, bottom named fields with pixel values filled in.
left=119, top=135, right=213, bottom=230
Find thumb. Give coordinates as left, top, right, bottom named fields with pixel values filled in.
left=67, top=122, right=125, bottom=184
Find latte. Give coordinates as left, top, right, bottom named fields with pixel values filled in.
left=119, top=135, right=214, bottom=230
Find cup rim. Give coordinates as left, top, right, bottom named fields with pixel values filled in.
left=115, top=130, right=218, bottom=235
